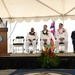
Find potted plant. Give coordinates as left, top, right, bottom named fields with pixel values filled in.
left=38, top=44, right=60, bottom=68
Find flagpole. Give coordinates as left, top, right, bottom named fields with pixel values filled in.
left=62, top=15, right=64, bottom=26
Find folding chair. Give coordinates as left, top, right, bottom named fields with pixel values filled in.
left=13, top=36, right=25, bottom=54
left=59, top=42, right=65, bottom=53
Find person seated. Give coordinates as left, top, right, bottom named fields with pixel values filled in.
left=55, top=23, right=68, bottom=52
left=26, top=28, right=38, bottom=53
left=40, top=25, right=55, bottom=50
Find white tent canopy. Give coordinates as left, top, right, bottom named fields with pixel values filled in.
left=1, top=0, right=75, bottom=22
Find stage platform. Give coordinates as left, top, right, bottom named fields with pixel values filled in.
left=0, top=53, right=75, bottom=69
left=10, top=53, right=75, bottom=57
left=0, top=53, right=75, bottom=57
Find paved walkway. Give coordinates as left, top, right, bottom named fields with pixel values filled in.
left=0, top=69, right=16, bottom=75
left=0, top=69, right=75, bottom=75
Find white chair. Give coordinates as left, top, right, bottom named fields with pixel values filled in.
left=13, top=36, right=25, bottom=54
left=59, top=42, right=65, bottom=53
left=26, top=40, right=38, bottom=54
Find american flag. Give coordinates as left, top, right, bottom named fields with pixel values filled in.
left=50, top=21, right=55, bottom=45
left=50, top=21, right=55, bottom=36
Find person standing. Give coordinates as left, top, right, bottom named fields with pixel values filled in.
left=71, top=30, right=75, bottom=53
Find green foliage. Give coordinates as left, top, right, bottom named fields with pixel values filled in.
left=44, top=43, right=52, bottom=48
left=49, top=55, right=59, bottom=67
left=38, top=44, right=60, bottom=68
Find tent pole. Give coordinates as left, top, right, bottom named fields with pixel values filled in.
left=36, top=0, right=62, bottom=15
left=1, top=0, right=11, bottom=17
left=64, top=7, right=75, bottom=15
left=9, top=19, right=12, bottom=53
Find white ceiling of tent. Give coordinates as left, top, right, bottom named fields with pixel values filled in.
left=0, top=0, right=75, bottom=22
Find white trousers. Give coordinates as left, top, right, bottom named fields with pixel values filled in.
left=26, top=40, right=37, bottom=53
left=40, top=40, right=50, bottom=50
left=55, top=40, right=68, bottom=52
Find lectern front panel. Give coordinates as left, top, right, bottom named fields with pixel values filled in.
left=0, top=28, right=8, bottom=56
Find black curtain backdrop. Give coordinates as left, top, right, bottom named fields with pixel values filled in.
left=0, top=56, right=75, bottom=69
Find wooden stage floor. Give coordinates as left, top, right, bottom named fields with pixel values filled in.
left=8, top=53, right=75, bottom=57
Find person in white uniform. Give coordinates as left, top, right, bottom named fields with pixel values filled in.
left=40, top=25, right=55, bottom=50
left=55, top=23, right=68, bottom=52
left=26, top=28, right=38, bottom=53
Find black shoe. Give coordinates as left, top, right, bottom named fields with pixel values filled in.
left=44, top=42, right=47, bottom=45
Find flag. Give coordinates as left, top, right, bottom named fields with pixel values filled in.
left=50, top=21, right=55, bottom=35
left=50, top=21, right=55, bottom=45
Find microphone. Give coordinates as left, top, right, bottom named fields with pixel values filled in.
left=3, top=21, right=7, bottom=28
left=5, top=21, right=7, bottom=27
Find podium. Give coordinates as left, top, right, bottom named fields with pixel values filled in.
left=0, top=28, right=8, bottom=56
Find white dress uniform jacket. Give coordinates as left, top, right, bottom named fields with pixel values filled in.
left=26, top=32, right=38, bottom=53
left=55, top=28, right=68, bottom=52
left=40, top=30, right=55, bottom=50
